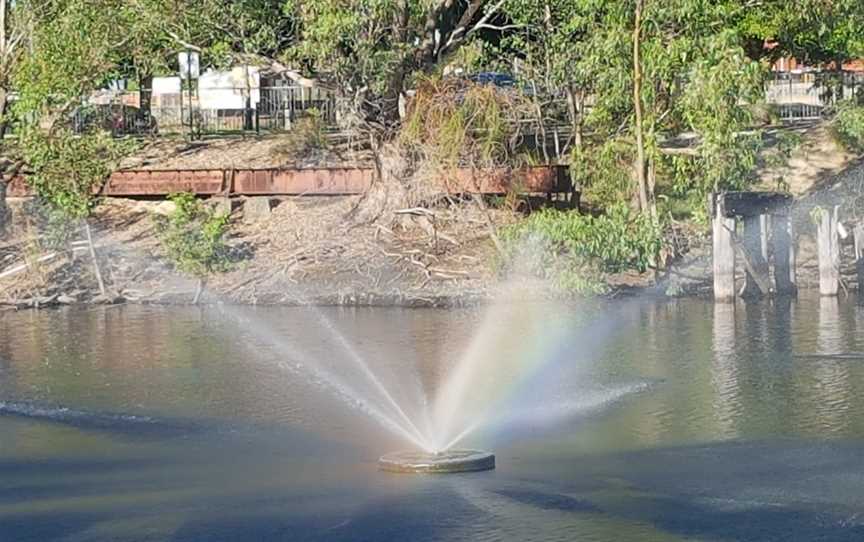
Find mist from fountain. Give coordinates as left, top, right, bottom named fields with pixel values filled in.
left=82, top=221, right=641, bottom=455
left=215, top=278, right=640, bottom=457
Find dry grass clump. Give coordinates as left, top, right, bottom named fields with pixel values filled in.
left=400, top=76, right=533, bottom=170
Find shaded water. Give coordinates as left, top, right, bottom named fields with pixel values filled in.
left=1, top=295, right=864, bottom=541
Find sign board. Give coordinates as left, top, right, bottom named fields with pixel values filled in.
left=178, top=51, right=200, bottom=80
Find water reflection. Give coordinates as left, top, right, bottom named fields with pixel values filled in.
left=2, top=298, right=864, bottom=540
left=711, top=302, right=740, bottom=439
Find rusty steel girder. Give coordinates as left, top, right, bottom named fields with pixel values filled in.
left=3, top=165, right=571, bottom=197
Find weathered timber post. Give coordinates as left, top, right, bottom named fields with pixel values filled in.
left=854, top=222, right=864, bottom=300
left=712, top=191, right=793, bottom=302
left=739, top=214, right=771, bottom=298
left=712, top=195, right=736, bottom=302
left=816, top=206, right=840, bottom=296
left=772, top=213, right=797, bottom=295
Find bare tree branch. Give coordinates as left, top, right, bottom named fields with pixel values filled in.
left=439, top=0, right=508, bottom=58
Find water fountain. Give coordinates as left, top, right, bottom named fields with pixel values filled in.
left=378, top=449, right=495, bottom=473
left=218, top=281, right=639, bottom=475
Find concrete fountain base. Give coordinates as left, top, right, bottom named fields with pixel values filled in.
left=378, top=450, right=495, bottom=473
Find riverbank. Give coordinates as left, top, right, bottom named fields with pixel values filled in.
left=3, top=122, right=861, bottom=309
left=0, top=192, right=849, bottom=310
left=0, top=196, right=552, bottom=309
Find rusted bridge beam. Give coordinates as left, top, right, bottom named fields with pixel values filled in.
left=4, top=165, right=572, bottom=198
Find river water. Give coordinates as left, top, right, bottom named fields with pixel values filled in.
left=1, top=295, right=863, bottom=541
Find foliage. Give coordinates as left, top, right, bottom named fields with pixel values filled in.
left=20, top=129, right=130, bottom=219
left=831, top=100, right=864, bottom=153
left=278, top=108, right=328, bottom=158
left=501, top=204, right=662, bottom=294
left=156, top=192, right=231, bottom=278
left=13, top=1, right=163, bottom=116
left=21, top=199, right=81, bottom=249
left=499, top=1, right=768, bottom=221
left=570, top=139, right=634, bottom=209
left=738, top=0, right=864, bottom=66
left=282, top=1, right=523, bottom=130
left=761, top=130, right=803, bottom=193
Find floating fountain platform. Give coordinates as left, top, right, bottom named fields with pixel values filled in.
left=378, top=450, right=495, bottom=473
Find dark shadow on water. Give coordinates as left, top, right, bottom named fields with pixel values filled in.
left=621, top=495, right=864, bottom=542
left=2, top=425, right=864, bottom=540
left=0, top=513, right=110, bottom=542
left=167, top=493, right=471, bottom=542
left=0, top=400, right=210, bottom=439
left=492, top=488, right=601, bottom=513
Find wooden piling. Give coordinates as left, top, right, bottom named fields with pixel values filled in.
left=739, top=214, right=771, bottom=298
left=817, top=206, right=840, bottom=296
left=712, top=197, right=736, bottom=302
left=772, top=213, right=797, bottom=296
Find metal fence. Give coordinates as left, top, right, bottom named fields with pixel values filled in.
left=71, top=85, right=339, bottom=137
left=765, top=70, right=864, bottom=121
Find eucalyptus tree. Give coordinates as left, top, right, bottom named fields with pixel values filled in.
left=8, top=0, right=204, bottom=219
left=496, top=0, right=766, bottom=220
left=281, top=1, right=519, bottom=132
left=274, top=1, right=531, bottom=220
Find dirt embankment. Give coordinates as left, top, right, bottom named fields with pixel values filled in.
left=0, top=195, right=527, bottom=309
left=119, top=135, right=373, bottom=170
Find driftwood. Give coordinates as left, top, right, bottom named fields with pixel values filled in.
left=0, top=246, right=89, bottom=281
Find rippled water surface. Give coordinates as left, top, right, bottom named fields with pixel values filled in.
left=1, top=295, right=864, bottom=541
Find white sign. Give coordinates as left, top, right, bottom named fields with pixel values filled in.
left=178, top=51, right=200, bottom=80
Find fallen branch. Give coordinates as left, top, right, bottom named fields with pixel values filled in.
left=0, top=247, right=88, bottom=281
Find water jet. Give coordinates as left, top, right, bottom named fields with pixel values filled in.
left=378, top=449, right=495, bottom=473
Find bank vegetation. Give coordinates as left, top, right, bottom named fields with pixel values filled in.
left=0, top=0, right=863, bottom=300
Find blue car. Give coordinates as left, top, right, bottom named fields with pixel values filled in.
left=466, top=72, right=517, bottom=88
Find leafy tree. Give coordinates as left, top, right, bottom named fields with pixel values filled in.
left=10, top=0, right=189, bottom=217
left=497, top=1, right=766, bottom=222
left=21, top=129, right=130, bottom=219
left=156, top=192, right=231, bottom=303
left=282, top=1, right=518, bottom=131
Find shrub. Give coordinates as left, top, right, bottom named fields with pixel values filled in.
left=155, top=193, right=231, bottom=278
left=831, top=100, right=864, bottom=152
left=277, top=108, right=328, bottom=159
left=400, top=76, right=534, bottom=169
left=21, top=128, right=131, bottom=219
left=501, top=204, right=662, bottom=294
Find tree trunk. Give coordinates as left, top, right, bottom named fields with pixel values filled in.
left=566, top=86, right=584, bottom=151
left=0, top=87, right=9, bottom=141
left=0, top=178, right=7, bottom=237
left=346, top=138, right=413, bottom=224
left=531, top=80, right=550, bottom=163
left=0, top=0, right=8, bottom=140
left=632, top=0, right=649, bottom=214
left=647, top=155, right=657, bottom=220
left=139, top=75, right=153, bottom=134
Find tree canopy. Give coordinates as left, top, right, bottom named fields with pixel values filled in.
left=3, top=0, right=863, bottom=220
